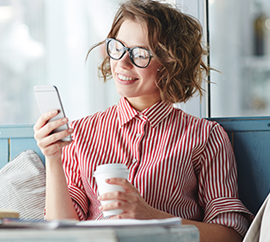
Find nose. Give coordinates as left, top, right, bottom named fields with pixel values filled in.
left=117, top=51, right=133, bottom=69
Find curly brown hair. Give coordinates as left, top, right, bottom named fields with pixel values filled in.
left=87, top=0, right=210, bottom=104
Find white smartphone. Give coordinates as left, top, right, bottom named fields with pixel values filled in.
left=33, top=85, right=72, bottom=142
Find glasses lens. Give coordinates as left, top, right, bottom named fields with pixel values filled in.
left=132, top=47, right=151, bottom=68
left=107, top=39, right=124, bottom=60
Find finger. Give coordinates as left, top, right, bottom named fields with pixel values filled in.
left=38, top=128, right=73, bottom=149
left=109, top=213, right=132, bottom=219
left=35, top=117, right=69, bottom=141
left=34, top=110, right=59, bottom=131
left=99, top=200, right=137, bottom=219
left=99, top=199, right=126, bottom=213
left=41, top=139, right=73, bottom=157
left=98, top=190, right=126, bottom=202
left=105, top=178, right=136, bottom=192
left=98, top=189, right=141, bottom=207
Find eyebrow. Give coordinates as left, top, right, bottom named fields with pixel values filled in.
left=116, top=38, right=150, bottom=50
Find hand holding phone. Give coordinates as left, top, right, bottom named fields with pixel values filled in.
left=34, top=85, right=72, bottom=142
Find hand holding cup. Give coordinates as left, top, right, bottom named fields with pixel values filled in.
left=94, top=163, right=129, bottom=218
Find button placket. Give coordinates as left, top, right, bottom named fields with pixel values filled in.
left=132, top=117, right=146, bottom=166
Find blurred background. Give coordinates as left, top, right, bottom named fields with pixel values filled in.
left=0, top=0, right=270, bottom=124
left=209, top=0, right=270, bottom=117
left=0, top=0, right=122, bottom=124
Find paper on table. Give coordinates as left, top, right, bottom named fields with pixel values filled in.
left=0, top=217, right=181, bottom=229
left=76, top=217, right=181, bottom=228
left=0, top=219, right=71, bottom=229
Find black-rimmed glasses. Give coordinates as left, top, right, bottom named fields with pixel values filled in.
left=105, top=38, right=153, bottom=68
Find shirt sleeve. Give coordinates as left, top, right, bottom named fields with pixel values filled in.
left=198, top=122, right=254, bottom=237
left=62, top=129, right=89, bottom=220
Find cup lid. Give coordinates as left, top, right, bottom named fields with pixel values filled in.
left=94, top=163, right=129, bottom=175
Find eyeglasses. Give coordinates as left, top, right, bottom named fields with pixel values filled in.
left=105, top=38, right=153, bottom=68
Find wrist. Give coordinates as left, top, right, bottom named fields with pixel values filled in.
left=45, top=155, right=62, bottom=166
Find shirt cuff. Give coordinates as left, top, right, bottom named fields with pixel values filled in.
left=68, top=185, right=89, bottom=220
left=209, top=212, right=251, bottom=237
left=72, top=201, right=86, bottom=221
left=204, top=197, right=254, bottom=222
left=204, top=197, right=254, bottom=237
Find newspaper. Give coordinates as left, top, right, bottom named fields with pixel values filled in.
left=0, top=217, right=181, bottom=229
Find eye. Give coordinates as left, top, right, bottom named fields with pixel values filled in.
left=133, top=48, right=149, bottom=59
left=114, top=40, right=125, bottom=51
left=115, top=47, right=124, bottom=52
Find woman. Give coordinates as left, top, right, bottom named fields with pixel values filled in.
left=34, top=1, right=253, bottom=241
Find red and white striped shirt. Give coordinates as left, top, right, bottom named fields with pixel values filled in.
left=62, top=97, right=253, bottom=236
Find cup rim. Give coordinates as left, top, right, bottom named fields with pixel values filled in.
left=94, top=163, right=129, bottom=175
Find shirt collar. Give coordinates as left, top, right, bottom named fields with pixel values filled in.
left=117, top=97, right=174, bottom=128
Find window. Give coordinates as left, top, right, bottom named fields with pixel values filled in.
left=6, top=0, right=265, bottom=122
left=209, top=0, right=270, bottom=117
left=0, top=0, right=123, bottom=124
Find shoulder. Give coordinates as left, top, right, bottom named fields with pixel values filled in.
left=171, top=108, right=229, bottom=144
left=173, top=108, right=221, bottom=131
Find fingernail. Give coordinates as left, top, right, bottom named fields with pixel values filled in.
left=99, top=206, right=103, bottom=211
left=62, top=118, right=68, bottom=122
left=105, top=178, right=110, bottom=183
left=68, top=129, right=73, bottom=133
left=52, top=110, right=58, bottom=115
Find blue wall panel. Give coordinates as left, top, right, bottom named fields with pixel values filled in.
left=208, top=116, right=270, bottom=215
left=10, top=138, right=45, bottom=164
left=0, top=139, right=8, bottom=169
left=0, top=125, right=45, bottom=165
left=234, top=131, right=270, bottom=214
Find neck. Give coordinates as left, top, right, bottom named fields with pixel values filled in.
left=126, top=95, right=161, bottom=112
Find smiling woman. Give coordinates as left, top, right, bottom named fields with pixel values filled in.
left=33, top=1, right=253, bottom=242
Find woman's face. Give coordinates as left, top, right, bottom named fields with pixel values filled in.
left=110, top=19, right=162, bottom=111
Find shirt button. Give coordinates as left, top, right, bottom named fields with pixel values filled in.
left=136, top=133, right=141, bottom=138
left=132, top=159, right=137, bottom=163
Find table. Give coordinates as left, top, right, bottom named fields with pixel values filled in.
left=0, top=225, right=199, bottom=242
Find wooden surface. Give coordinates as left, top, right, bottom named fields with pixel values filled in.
left=0, top=209, right=19, bottom=219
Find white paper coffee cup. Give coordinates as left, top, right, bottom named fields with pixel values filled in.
left=93, top=163, right=129, bottom=218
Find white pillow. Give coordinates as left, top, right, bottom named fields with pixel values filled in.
left=0, top=150, right=45, bottom=221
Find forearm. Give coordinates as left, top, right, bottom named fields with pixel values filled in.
left=45, top=157, right=79, bottom=221
left=143, top=208, right=242, bottom=241
left=182, top=218, right=242, bottom=242
left=142, top=207, right=242, bottom=242
left=153, top=209, right=242, bottom=242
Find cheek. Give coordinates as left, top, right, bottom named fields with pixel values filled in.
left=146, top=60, right=161, bottom=75
left=110, top=59, right=113, bottom=70
left=144, top=66, right=159, bottom=83
left=110, top=59, right=116, bottom=72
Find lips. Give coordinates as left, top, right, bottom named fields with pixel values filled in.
left=118, top=74, right=137, bottom=81
left=117, top=73, right=138, bottom=84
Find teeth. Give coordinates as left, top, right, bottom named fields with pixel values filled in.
left=118, top=74, right=136, bottom=81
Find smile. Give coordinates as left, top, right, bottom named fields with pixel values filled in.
left=117, top=74, right=137, bottom=81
